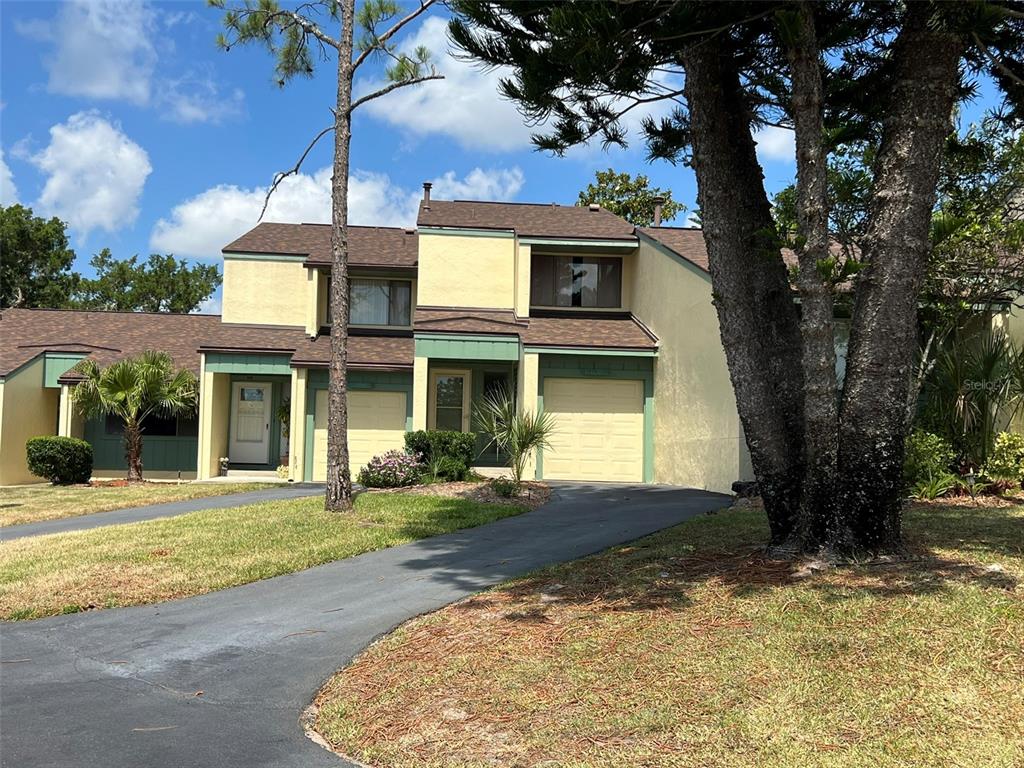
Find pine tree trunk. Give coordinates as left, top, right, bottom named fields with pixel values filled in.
left=837, top=5, right=963, bottom=551
left=325, top=0, right=356, bottom=512
left=785, top=3, right=840, bottom=550
left=682, top=44, right=806, bottom=546
left=124, top=421, right=144, bottom=483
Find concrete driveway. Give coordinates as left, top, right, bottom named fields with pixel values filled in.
left=0, top=483, right=729, bottom=768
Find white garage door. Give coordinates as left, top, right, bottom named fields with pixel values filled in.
left=312, top=389, right=407, bottom=481
left=542, top=377, right=644, bottom=482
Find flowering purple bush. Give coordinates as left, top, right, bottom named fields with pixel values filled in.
left=357, top=450, right=423, bottom=488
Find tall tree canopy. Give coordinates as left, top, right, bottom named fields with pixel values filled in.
left=0, top=205, right=221, bottom=313
left=213, top=0, right=442, bottom=511
left=451, top=0, right=1024, bottom=554
left=577, top=169, right=685, bottom=226
left=0, top=204, right=78, bottom=308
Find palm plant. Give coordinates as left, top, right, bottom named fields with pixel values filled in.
left=71, top=351, right=198, bottom=482
left=474, top=387, right=556, bottom=489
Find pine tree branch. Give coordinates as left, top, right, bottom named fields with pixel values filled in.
left=278, top=9, right=341, bottom=51
left=973, top=32, right=1024, bottom=87
left=352, top=0, right=436, bottom=73
left=348, top=73, right=444, bottom=113
left=259, top=124, right=335, bottom=220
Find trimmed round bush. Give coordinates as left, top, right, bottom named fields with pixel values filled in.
left=26, top=436, right=93, bottom=485
left=357, top=450, right=422, bottom=488
left=904, top=429, right=955, bottom=486
left=984, top=432, right=1024, bottom=485
left=404, top=430, right=476, bottom=466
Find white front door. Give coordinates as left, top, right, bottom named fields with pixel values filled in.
left=229, top=382, right=271, bottom=464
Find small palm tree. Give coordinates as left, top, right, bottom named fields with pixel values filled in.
left=71, top=351, right=198, bottom=482
left=474, top=387, right=557, bottom=489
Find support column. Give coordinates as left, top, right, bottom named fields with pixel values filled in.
left=413, top=355, right=429, bottom=430
left=290, top=368, right=307, bottom=482
left=517, top=351, right=540, bottom=478
left=58, top=384, right=74, bottom=437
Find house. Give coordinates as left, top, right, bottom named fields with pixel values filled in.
left=2, top=186, right=1021, bottom=488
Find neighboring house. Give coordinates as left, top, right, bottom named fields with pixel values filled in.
left=2, top=186, right=1022, bottom=487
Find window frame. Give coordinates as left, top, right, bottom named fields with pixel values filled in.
left=529, top=254, right=624, bottom=310
left=327, top=276, right=414, bottom=328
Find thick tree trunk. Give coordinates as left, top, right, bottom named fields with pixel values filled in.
left=682, top=44, right=806, bottom=546
left=124, top=421, right=143, bottom=483
left=325, top=0, right=356, bottom=512
left=784, top=3, right=840, bottom=549
left=837, top=5, right=963, bottom=551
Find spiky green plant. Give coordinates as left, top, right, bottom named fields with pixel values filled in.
left=71, top=351, right=198, bottom=482
left=474, top=388, right=556, bottom=488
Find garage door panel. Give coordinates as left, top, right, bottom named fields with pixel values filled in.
left=543, top=378, right=644, bottom=482
left=312, top=390, right=407, bottom=482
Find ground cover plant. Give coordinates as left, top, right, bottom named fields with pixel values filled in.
left=0, top=482, right=267, bottom=527
left=314, top=499, right=1024, bottom=768
left=0, top=493, right=527, bottom=619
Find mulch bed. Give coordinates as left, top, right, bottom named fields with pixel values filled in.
left=367, top=480, right=551, bottom=510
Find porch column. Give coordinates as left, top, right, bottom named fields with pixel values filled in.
left=412, top=354, right=428, bottom=430
left=58, top=384, right=75, bottom=437
left=517, top=351, right=539, bottom=478
left=289, top=368, right=307, bottom=482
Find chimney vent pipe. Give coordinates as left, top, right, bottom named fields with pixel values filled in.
left=422, top=182, right=432, bottom=206
left=652, top=195, right=665, bottom=227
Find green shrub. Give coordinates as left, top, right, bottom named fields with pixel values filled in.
left=26, top=436, right=93, bottom=484
left=910, top=471, right=958, bottom=501
left=404, top=430, right=476, bottom=466
left=983, top=432, right=1024, bottom=485
left=904, top=429, right=955, bottom=485
left=357, top=450, right=422, bottom=488
left=436, top=456, right=468, bottom=482
left=490, top=475, right=520, bottom=498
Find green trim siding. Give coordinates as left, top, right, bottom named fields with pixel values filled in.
left=222, top=252, right=308, bottom=263
left=535, top=354, right=655, bottom=483
left=44, top=353, right=87, bottom=388
left=415, top=334, right=520, bottom=362
left=303, top=369, right=415, bottom=482
left=523, top=346, right=657, bottom=358
left=83, top=418, right=198, bottom=473
left=204, top=352, right=293, bottom=375
left=418, top=226, right=515, bottom=239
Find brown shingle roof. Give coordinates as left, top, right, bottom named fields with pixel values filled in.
left=0, top=308, right=224, bottom=378
left=418, top=200, right=637, bottom=241
left=640, top=226, right=833, bottom=273
left=223, top=222, right=418, bottom=268
left=197, top=324, right=306, bottom=354
left=413, top=307, right=657, bottom=350
left=290, top=333, right=414, bottom=370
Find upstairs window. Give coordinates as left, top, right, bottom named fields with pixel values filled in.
left=530, top=255, right=622, bottom=308
left=349, top=278, right=412, bottom=326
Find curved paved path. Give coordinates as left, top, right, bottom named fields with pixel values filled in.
left=0, top=484, right=326, bottom=541
left=0, top=483, right=728, bottom=768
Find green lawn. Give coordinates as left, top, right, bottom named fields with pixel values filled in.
left=0, top=493, right=527, bottom=620
left=0, top=482, right=268, bottom=527
left=314, top=501, right=1024, bottom=768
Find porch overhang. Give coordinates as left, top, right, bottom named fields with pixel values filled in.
left=414, top=333, right=521, bottom=362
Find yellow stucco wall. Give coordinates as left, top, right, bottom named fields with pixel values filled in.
left=994, top=302, right=1024, bottom=433
left=515, top=242, right=531, bottom=317
left=417, top=232, right=516, bottom=309
left=308, top=268, right=323, bottom=335
left=0, top=356, right=60, bottom=485
left=57, top=384, right=85, bottom=439
left=197, top=357, right=231, bottom=480
left=222, top=257, right=308, bottom=326
left=630, top=237, right=750, bottom=493
left=517, top=352, right=539, bottom=477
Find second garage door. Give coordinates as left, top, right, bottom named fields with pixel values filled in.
left=312, top=389, right=408, bottom=481
left=542, top=377, right=644, bottom=482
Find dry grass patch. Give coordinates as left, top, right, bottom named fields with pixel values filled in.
left=0, top=493, right=527, bottom=620
left=314, top=501, right=1024, bottom=768
left=0, top=482, right=268, bottom=527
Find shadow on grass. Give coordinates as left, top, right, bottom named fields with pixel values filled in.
left=393, top=494, right=1021, bottom=623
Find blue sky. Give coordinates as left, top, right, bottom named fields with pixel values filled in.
left=0, top=1, right=1003, bottom=313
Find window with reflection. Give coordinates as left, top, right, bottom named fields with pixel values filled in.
left=530, top=255, right=622, bottom=308
left=344, top=278, right=412, bottom=326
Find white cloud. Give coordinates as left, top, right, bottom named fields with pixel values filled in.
left=31, top=112, right=152, bottom=235
left=198, top=293, right=223, bottom=315
left=150, top=166, right=524, bottom=259
left=19, top=1, right=242, bottom=125
left=37, top=0, right=157, bottom=105
left=0, top=150, right=18, bottom=205
left=754, top=126, right=795, bottom=162
left=357, top=16, right=534, bottom=152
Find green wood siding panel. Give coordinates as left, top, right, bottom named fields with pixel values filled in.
left=415, top=335, right=520, bottom=362
left=43, top=354, right=87, bottom=388
left=205, top=353, right=293, bottom=375
left=83, top=418, right=198, bottom=473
